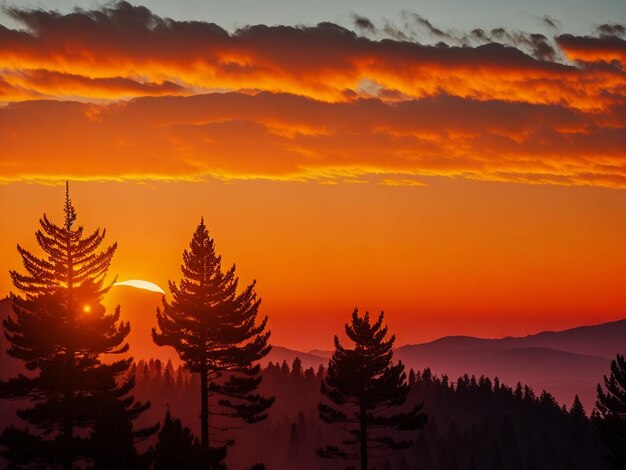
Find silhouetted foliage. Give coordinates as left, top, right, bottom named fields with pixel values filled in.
left=105, top=355, right=611, bottom=469
left=0, top=183, right=156, bottom=469
left=154, top=409, right=204, bottom=470
left=318, top=309, right=426, bottom=470
left=152, top=218, right=274, bottom=467
left=595, top=354, right=626, bottom=469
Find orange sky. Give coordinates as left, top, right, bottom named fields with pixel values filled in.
left=1, top=180, right=625, bottom=351
left=0, top=3, right=625, bottom=351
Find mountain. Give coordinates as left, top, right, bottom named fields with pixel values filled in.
left=306, top=349, right=331, bottom=358
left=2, top=295, right=623, bottom=409
left=264, top=346, right=326, bottom=370
left=268, top=319, right=626, bottom=410
left=393, top=320, right=626, bottom=409
left=411, top=319, right=626, bottom=360
left=101, top=285, right=175, bottom=363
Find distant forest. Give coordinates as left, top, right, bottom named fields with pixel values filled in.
left=125, top=358, right=608, bottom=470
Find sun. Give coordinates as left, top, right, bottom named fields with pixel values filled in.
left=113, top=279, right=166, bottom=294
left=83, top=305, right=91, bottom=313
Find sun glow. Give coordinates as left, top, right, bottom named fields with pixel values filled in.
left=113, top=279, right=166, bottom=294
left=83, top=305, right=91, bottom=313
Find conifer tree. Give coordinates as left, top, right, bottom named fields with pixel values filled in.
left=152, top=218, right=274, bottom=466
left=154, top=409, right=203, bottom=470
left=570, top=395, right=586, bottom=420
left=0, top=183, right=156, bottom=469
left=595, top=354, right=626, bottom=469
left=318, top=309, right=427, bottom=470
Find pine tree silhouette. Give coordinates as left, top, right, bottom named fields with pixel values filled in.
left=595, top=354, right=626, bottom=469
left=154, top=409, right=204, bottom=470
left=0, top=183, right=156, bottom=469
left=317, top=309, right=427, bottom=470
left=152, top=218, right=274, bottom=467
left=570, top=395, right=586, bottom=419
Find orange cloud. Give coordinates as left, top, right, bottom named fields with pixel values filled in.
left=0, top=3, right=623, bottom=111
left=0, top=92, right=623, bottom=187
left=0, top=69, right=189, bottom=101
left=557, top=34, right=626, bottom=66
left=0, top=3, right=623, bottom=188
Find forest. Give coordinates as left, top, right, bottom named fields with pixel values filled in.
left=0, top=186, right=624, bottom=470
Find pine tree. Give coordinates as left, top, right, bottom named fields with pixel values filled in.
left=595, top=354, right=626, bottom=469
left=0, top=183, right=156, bottom=469
left=152, top=218, right=274, bottom=467
left=570, top=395, right=586, bottom=420
left=291, top=357, right=303, bottom=378
left=154, top=409, right=203, bottom=470
left=317, top=309, right=427, bottom=470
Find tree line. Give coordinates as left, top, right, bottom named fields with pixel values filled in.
left=0, top=185, right=624, bottom=470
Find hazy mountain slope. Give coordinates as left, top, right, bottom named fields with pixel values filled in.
left=264, top=346, right=327, bottom=370
left=2, top=295, right=624, bottom=409
left=496, top=319, right=626, bottom=359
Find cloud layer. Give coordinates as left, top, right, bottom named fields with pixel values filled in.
left=0, top=2, right=624, bottom=187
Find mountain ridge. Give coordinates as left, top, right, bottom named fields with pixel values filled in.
left=2, top=297, right=624, bottom=408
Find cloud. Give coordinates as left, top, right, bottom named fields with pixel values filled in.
left=542, top=16, right=560, bottom=31
left=556, top=33, right=626, bottom=66
left=0, top=2, right=623, bottom=189
left=0, top=69, right=188, bottom=101
left=0, top=92, right=623, bottom=188
left=0, top=2, right=622, bottom=111
left=352, top=14, right=376, bottom=35
left=407, top=13, right=450, bottom=39
left=596, top=23, right=625, bottom=38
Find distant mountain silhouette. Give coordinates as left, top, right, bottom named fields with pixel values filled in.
left=102, top=286, right=170, bottom=362
left=2, top=296, right=624, bottom=409
left=264, top=346, right=328, bottom=370
left=266, top=318, right=626, bottom=410
left=413, top=319, right=626, bottom=359
left=306, top=348, right=332, bottom=357
left=393, top=320, right=625, bottom=409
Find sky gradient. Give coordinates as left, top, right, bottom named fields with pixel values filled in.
left=0, top=1, right=625, bottom=351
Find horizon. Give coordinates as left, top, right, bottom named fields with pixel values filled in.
left=1, top=1, right=625, bottom=351
left=2, top=181, right=626, bottom=351
left=3, top=289, right=625, bottom=352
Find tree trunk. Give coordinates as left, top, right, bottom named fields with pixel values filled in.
left=64, top=231, right=74, bottom=470
left=63, top=351, right=74, bottom=470
left=63, top=403, right=73, bottom=470
left=360, top=401, right=367, bottom=470
left=200, top=356, right=209, bottom=450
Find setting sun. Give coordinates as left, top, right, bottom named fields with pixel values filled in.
left=113, top=279, right=166, bottom=294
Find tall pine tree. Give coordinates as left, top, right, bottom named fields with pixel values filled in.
left=152, top=218, right=274, bottom=467
left=595, top=354, right=626, bottom=470
left=0, top=183, right=156, bottom=469
left=318, top=309, right=427, bottom=470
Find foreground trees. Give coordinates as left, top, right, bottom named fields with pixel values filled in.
left=318, top=309, right=427, bottom=470
left=152, top=218, right=274, bottom=467
left=0, top=184, right=156, bottom=469
left=595, top=354, right=626, bottom=470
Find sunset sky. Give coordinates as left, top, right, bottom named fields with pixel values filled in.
left=0, top=0, right=625, bottom=351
